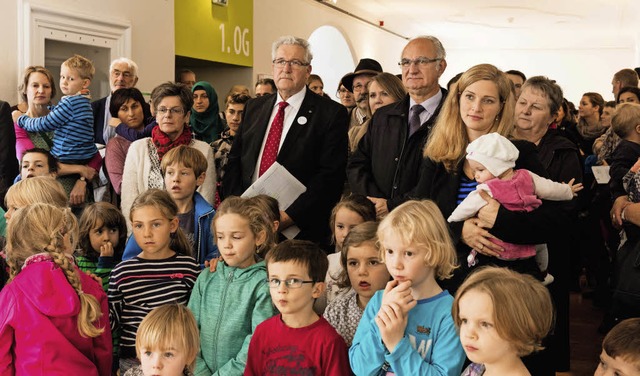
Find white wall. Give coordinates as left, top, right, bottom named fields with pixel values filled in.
left=253, top=0, right=407, bottom=92
left=0, top=0, right=175, bottom=104
left=439, top=29, right=637, bottom=104
left=1, top=0, right=637, bottom=108
left=252, top=0, right=639, bottom=105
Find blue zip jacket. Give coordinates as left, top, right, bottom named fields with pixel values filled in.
left=123, top=191, right=218, bottom=267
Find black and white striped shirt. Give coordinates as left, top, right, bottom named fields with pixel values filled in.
left=108, top=254, right=200, bottom=359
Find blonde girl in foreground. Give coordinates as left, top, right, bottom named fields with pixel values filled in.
left=0, top=203, right=111, bottom=375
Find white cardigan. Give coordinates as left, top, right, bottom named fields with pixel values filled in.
left=120, top=137, right=216, bottom=233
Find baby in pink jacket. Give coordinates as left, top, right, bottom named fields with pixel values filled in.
left=448, top=133, right=582, bottom=284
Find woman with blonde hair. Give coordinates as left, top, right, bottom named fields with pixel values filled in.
left=411, top=64, right=568, bottom=374
left=412, top=64, right=563, bottom=283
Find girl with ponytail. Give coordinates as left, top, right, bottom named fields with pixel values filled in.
left=0, top=203, right=112, bottom=375
left=108, top=189, right=200, bottom=375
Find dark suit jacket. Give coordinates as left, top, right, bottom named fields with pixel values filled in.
left=347, top=89, right=447, bottom=210
left=0, top=100, right=18, bottom=208
left=92, top=95, right=151, bottom=145
left=223, top=88, right=349, bottom=246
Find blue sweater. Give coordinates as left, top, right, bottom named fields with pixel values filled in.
left=122, top=192, right=218, bottom=267
left=18, top=94, right=97, bottom=162
left=349, top=290, right=465, bottom=376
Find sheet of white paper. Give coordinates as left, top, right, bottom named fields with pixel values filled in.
left=592, top=165, right=610, bottom=184
left=242, top=162, right=307, bottom=239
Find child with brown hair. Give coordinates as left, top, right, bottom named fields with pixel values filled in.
left=320, top=194, right=376, bottom=311
left=453, top=267, right=554, bottom=376
left=245, top=239, right=350, bottom=375
left=109, top=189, right=200, bottom=374
left=324, top=221, right=390, bottom=346
left=122, top=145, right=217, bottom=267
left=0, top=203, right=112, bottom=375
left=76, top=202, right=127, bottom=291
left=595, top=318, right=640, bottom=376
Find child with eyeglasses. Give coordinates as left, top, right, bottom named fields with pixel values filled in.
left=187, top=196, right=276, bottom=374
left=244, top=240, right=351, bottom=375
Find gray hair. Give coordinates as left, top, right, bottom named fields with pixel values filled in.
left=109, top=57, right=139, bottom=78
left=521, top=76, right=564, bottom=116
left=271, top=36, right=313, bottom=65
left=405, top=35, right=446, bottom=60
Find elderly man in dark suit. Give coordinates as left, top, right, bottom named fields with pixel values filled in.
left=91, top=57, right=151, bottom=145
left=223, top=36, right=348, bottom=248
left=348, top=35, right=448, bottom=218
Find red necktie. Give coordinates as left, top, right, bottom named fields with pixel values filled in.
left=259, top=101, right=289, bottom=176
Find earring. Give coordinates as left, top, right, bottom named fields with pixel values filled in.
left=170, top=232, right=176, bottom=239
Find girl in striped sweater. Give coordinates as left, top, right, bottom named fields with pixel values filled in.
left=108, top=189, right=200, bottom=375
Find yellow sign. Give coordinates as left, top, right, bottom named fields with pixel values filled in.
left=175, top=0, right=253, bottom=67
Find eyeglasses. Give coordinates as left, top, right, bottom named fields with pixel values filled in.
left=398, top=57, right=442, bottom=68
left=336, top=88, right=351, bottom=98
left=352, top=83, right=366, bottom=92
left=267, top=278, right=315, bottom=289
left=157, top=107, right=185, bottom=116
left=273, top=59, right=310, bottom=69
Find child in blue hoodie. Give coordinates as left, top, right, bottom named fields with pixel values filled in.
left=122, top=145, right=217, bottom=267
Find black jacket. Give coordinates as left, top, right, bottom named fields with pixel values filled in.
left=223, top=88, right=348, bottom=246
left=0, top=100, right=18, bottom=209
left=347, top=89, right=447, bottom=206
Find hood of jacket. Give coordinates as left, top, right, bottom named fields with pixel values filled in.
left=13, top=261, right=81, bottom=318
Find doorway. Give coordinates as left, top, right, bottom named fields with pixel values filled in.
left=45, top=40, right=111, bottom=104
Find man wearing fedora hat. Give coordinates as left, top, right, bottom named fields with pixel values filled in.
left=348, top=36, right=448, bottom=218
left=340, top=58, right=383, bottom=132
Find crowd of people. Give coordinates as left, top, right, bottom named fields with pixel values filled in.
left=0, top=33, right=640, bottom=376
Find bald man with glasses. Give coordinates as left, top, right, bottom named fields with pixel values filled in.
left=347, top=35, right=448, bottom=218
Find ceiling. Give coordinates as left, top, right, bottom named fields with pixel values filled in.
left=325, top=0, right=640, bottom=45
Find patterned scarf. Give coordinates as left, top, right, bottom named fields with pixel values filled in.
left=151, top=124, right=193, bottom=161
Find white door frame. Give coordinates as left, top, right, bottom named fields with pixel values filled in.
left=18, top=1, right=132, bottom=69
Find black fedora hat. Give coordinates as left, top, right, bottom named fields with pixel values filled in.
left=340, top=58, right=383, bottom=92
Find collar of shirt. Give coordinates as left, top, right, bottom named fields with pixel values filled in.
left=355, top=107, right=367, bottom=124
left=409, top=89, right=443, bottom=125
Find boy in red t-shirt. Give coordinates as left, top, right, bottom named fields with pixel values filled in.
left=244, top=240, right=351, bottom=376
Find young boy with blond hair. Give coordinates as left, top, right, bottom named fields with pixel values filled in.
left=122, top=145, right=217, bottom=267
left=244, top=240, right=350, bottom=375
left=15, top=54, right=98, bottom=166
left=595, top=318, right=640, bottom=376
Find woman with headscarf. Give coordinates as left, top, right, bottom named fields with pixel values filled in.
left=190, top=81, right=223, bottom=143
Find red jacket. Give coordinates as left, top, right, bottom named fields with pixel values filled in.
left=0, top=260, right=112, bottom=375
